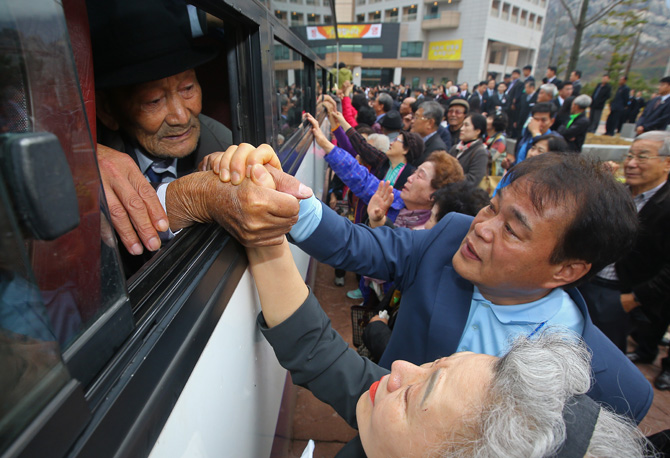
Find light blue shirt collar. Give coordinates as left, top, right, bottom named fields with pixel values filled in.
left=473, top=287, right=566, bottom=324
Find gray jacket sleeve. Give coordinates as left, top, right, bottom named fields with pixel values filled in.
left=259, top=291, right=389, bottom=428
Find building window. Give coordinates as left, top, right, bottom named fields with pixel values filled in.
left=369, top=10, right=381, bottom=21
left=275, top=10, right=288, bottom=25
left=306, top=0, right=316, bottom=4
left=412, top=77, right=420, bottom=89
left=529, top=13, right=535, bottom=28
left=402, top=5, right=418, bottom=21
left=323, top=0, right=330, bottom=5
left=426, top=3, right=439, bottom=19
left=385, top=8, right=399, bottom=22
left=501, top=3, right=510, bottom=20
left=536, top=15, right=543, bottom=30
left=491, top=0, right=500, bottom=17
left=357, top=0, right=366, bottom=5
left=291, top=12, right=304, bottom=25
left=356, top=13, right=365, bottom=22
left=511, top=6, right=519, bottom=23
left=401, top=41, right=423, bottom=57
left=371, top=0, right=383, bottom=3
left=520, top=9, right=527, bottom=26
left=323, top=15, right=332, bottom=24
left=307, top=13, right=320, bottom=24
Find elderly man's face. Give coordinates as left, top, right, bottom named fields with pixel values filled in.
left=357, top=352, right=495, bottom=458
left=536, top=89, right=553, bottom=103
left=115, top=69, right=202, bottom=159
left=400, top=97, right=416, bottom=116
left=452, top=179, right=578, bottom=304
left=447, top=105, right=467, bottom=129
left=624, top=139, right=670, bottom=194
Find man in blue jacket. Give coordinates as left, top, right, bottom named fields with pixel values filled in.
left=285, top=152, right=653, bottom=423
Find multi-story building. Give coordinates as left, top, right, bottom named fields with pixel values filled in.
left=263, top=0, right=548, bottom=87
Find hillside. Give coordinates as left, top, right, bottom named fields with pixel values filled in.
left=536, top=0, right=670, bottom=84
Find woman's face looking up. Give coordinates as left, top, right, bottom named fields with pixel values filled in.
left=356, top=352, right=495, bottom=457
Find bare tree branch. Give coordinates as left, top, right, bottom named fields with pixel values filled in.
left=585, top=0, right=628, bottom=27
left=558, top=0, right=578, bottom=27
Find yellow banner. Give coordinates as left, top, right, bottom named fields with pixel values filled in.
left=427, top=40, right=463, bottom=61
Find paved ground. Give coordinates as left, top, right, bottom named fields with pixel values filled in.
left=286, top=262, right=670, bottom=457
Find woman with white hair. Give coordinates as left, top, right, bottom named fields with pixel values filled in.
left=242, top=198, right=652, bottom=457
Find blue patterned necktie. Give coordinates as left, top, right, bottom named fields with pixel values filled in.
left=145, top=159, right=176, bottom=183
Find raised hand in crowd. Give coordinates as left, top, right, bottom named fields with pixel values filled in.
left=367, top=180, right=394, bottom=228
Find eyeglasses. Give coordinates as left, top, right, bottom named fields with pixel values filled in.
left=624, top=153, right=666, bottom=164
left=415, top=115, right=429, bottom=122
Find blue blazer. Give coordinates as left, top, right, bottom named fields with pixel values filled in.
left=297, top=202, right=653, bottom=423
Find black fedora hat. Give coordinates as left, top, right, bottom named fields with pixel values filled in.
left=88, top=0, right=218, bottom=89
left=380, top=110, right=402, bottom=131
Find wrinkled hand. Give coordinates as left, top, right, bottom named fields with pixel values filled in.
left=97, top=143, right=168, bottom=255
left=166, top=167, right=303, bottom=246
left=368, top=181, right=394, bottom=228
left=199, top=143, right=283, bottom=184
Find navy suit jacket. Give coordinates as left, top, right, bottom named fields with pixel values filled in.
left=636, top=96, right=670, bottom=132
left=296, top=202, right=653, bottom=422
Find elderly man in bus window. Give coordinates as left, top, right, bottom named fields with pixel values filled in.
left=87, top=0, right=309, bottom=262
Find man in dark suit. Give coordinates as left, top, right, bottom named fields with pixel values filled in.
left=90, top=0, right=305, bottom=258
left=579, top=132, right=670, bottom=392
left=605, top=75, right=630, bottom=136
left=467, top=81, right=489, bottom=114
left=504, top=69, right=524, bottom=136
left=570, top=70, right=583, bottom=96
left=636, top=76, right=670, bottom=135
left=543, top=65, right=562, bottom=87
left=557, top=94, right=592, bottom=152
left=627, top=91, right=646, bottom=123
left=289, top=153, right=652, bottom=422
left=410, top=100, right=448, bottom=164
left=444, top=98, right=469, bottom=146
left=514, top=80, right=537, bottom=138
left=589, top=74, right=612, bottom=133
left=522, top=65, right=534, bottom=83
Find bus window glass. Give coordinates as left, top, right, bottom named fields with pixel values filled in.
left=1, top=0, right=127, bottom=352
left=0, top=175, right=71, bottom=453
left=274, top=42, right=305, bottom=146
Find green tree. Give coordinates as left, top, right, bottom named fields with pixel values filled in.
left=558, top=0, right=637, bottom=80
left=593, top=4, right=647, bottom=79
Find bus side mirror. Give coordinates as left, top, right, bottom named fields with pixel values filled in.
left=0, top=132, right=80, bottom=240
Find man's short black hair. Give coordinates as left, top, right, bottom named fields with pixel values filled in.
left=356, top=105, right=376, bottom=127
left=558, top=81, right=573, bottom=90
left=573, top=70, right=582, bottom=78
left=499, top=153, right=639, bottom=287
left=512, top=69, right=521, bottom=75
left=431, top=181, right=490, bottom=219
left=660, top=76, right=670, bottom=84
left=523, top=65, right=533, bottom=71
left=548, top=65, right=557, bottom=73
left=531, top=102, right=557, bottom=117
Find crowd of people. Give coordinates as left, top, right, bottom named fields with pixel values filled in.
left=80, top=0, right=670, bottom=454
